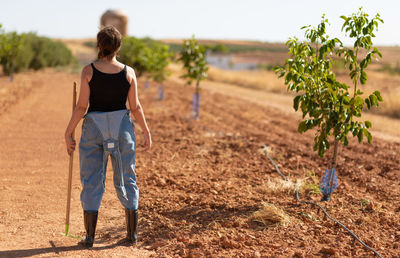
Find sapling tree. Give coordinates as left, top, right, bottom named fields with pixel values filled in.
left=119, top=37, right=148, bottom=77
left=179, top=36, right=209, bottom=120
left=275, top=8, right=383, bottom=201
left=143, top=43, right=174, bottom=100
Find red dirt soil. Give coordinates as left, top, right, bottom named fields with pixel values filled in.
left=0, top=70, right=399, bottom=257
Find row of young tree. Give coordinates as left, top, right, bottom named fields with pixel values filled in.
left=119, top=37, right=174, bottom=83
left=141, top=8, right=384, bottom=205
left=0, top=24, right=76, bottom=78
left=172, top=8, right=385, bottom=204
left=172, top=7, right=384, bottom=206
left=119, top=36, right=208, bottom=119
left=116, top=8, right=386, bottom=206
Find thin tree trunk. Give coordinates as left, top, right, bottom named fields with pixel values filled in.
left=195, top=82, right=200, bottom=120
left=331, top=139, right=339, bottom=169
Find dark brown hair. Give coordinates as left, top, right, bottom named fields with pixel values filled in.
left=96, top=26, right=122, bottom=60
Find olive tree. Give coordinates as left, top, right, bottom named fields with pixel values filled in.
left=275, top=8, right=383, bottom=200
left=178, top=36, right=209, bottom=120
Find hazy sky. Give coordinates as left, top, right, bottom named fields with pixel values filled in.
left=0, top=0, right=399, bottom=45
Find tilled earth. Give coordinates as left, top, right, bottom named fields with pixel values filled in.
left=0, top=70, right=399, bottom=257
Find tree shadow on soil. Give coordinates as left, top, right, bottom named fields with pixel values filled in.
left=141, top=203, right=260, bottom=243
left=0, top=240, right=129, bottom=257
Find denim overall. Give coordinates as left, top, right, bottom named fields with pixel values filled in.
left=79, top=109, right=139, bottom=211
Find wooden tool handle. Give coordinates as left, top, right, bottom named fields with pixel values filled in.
left=65, top=82, right=77, bottom=232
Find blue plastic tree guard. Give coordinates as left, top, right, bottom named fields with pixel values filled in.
left=190, top=92, right=200, bottom=120
left=319, top=168, right=339, bottom=201
left=158, top=85, right=164, bottom=100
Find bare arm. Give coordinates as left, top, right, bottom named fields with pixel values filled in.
left=64, top=65, right=91, bottom=154
left=127, top=66, right=152, bottom=150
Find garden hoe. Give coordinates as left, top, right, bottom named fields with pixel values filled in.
left=61, top=82, right=80, bottom=239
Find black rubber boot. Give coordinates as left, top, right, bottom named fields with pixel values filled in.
left=125, top=209, right=138, bottom=244
left=79, top=210, right=98, bottom=248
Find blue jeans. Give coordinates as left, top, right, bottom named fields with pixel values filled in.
left=79, top=109, right=139, bottom=211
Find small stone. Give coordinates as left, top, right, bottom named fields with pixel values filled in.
left=365, top=164, right=374, bottom=171
left=179, top=248, right=187, bottom=256
left=365, top=240, right=376, bottom=248
left=320, top=247, right=336, bottom=255
left=244, top=240, right=253, bottom=246
left=150, top=240, right=167, bottom=249
left=210, top=189, right=218, bottom=195
left=177, top=236, right=189, bottom=243
left=292, top=251, right=304, bottom=258
left=155, top=178, right=166, bottom=186
left=253, top=251, right=261, bottom=257
left=366, top=201, right=375, bottom=211
left=221, top=239, right=236, bottom=249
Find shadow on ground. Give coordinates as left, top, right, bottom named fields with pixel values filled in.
left=0, top=240, right=133, bottom=257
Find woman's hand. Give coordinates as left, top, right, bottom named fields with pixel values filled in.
left=65, top=134, right=76, bottom=155
left=143, top=131, right=152, bottom=151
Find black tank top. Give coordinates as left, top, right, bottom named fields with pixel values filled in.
left=87, top=63, right=130, bottom=113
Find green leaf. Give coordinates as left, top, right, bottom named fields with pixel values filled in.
left=293, top=95, right=301, bottom=111
left=360, top=59, right=366, bottom=68
left=357, top=129, right=364, bottom=142
left=298, top=121, right=307, bottom=133
left=369, top=94, right=378, bottom=106
left=350, top=70, right=357, bottom=79
left=365, top=98, right=371, bottom=109
left=318, top=145, right=325, bottom=157
left=365, top=121, right=372, bottom=128
left=355, top=96, right=364, bottom=107
left=344, top=136, right=349, bottom=146
left=360, top=70, right=367, bottom=84
left=373, top=90, right=383, bottom=101
left=373, top=47, right=382, bottom=58
left=363, top=128, right=372, bottom=144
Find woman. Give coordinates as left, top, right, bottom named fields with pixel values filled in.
left=64, top=26, right=151, bottom=247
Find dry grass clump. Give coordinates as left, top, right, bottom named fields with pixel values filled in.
left=254, top=176, right=304, bottom=196
left=250, top=202, right=292, bottom=228
left=265, top=178, right=295, bottom=194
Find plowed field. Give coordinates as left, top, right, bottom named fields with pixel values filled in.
left=0, top=69, right=399, bottom=257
